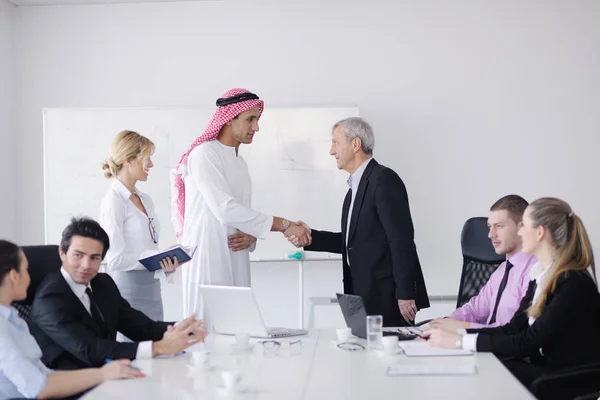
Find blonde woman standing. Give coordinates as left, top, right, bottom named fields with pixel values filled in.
left=100, top=130, right=178, bottom=329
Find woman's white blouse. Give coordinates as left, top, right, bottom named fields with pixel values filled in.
left=100, top=179, right=161, bottom=274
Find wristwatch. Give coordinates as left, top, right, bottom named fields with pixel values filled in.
left=280, top=218, right=290, bottom=233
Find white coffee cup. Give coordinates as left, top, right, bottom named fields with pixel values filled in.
left=336, top=328, right=352, bottom=343
left=221, top=369, right=242, bottom=391
left=382, top=335, right=399, bottom=355
left=191, top=350, right=208, bottom=366
left=235, top=332, right=251, bottom=350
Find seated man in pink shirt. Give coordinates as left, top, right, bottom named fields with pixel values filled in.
left=430, top=195, right=537, bottom=331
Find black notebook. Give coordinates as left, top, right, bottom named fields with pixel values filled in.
left=139, top=246, right=197, bottom=272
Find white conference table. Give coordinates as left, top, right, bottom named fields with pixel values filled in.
left=81, top=329, right=535, bottom=400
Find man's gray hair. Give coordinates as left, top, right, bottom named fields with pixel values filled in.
left=333, top=117, right=375, bottom=155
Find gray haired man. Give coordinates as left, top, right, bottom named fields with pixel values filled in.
left=287, top=117, right=430, bottom=326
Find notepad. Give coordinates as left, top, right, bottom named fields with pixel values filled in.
left=387, top=363, right=477, bottom=376
left=399, top=341, right=474, bottom=357
left=139, top=246, right=197, bottom=272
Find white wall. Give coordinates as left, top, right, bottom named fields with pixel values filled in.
left=11, top=0, right=600, bottom=323
left=0, top=0, right=15, bottom=240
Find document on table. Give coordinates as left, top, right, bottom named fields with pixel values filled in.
left=387, top=363, right=477, bottom=376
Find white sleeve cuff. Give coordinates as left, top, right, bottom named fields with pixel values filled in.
left=257, top=216, right=274, bottom=239
left=16, top=363, right=48, bottom=398
left=457, top=329, right=467, bottom=335
left=28, top=373, right=48, bottom=399
left=248, top=240, right=257, bottom=253
left=136, top=341, right=153, bottom=359
left=462, top=334, right=478, bottom=352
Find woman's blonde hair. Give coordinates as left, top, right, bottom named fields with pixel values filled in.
left=101, top=130, right=155, bottom=179
left=528, top=197, right=597, bottom=319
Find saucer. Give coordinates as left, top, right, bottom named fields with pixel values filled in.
left=214, top=384, right=250, bottom=397
left=332, top=336, right=359, bottom=345
left=335, top=335, right=358, bottom=343
left=378, top=347, right=403, bottom=356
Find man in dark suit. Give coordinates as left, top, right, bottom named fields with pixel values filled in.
left=288, top=117, right=429, bottom=326
left=30, top=217, right=206, bottom=370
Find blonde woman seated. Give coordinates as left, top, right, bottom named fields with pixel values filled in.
left=0, top=240, right=143, bottom=400
left=422, top=197, right=600, bottom=389
left=100, top=130, right=182, bottom=330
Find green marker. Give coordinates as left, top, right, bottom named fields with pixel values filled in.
left=287, top=251, right=303, bottom=260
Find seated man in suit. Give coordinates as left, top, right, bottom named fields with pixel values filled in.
left=30, top=217, right=207, bottom=370
left=430, top=195, right=537, bottom=330
left=287, top=117, right=429, bottom=326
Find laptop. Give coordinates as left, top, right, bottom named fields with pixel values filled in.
left=336, top=293, right=419, bottom=340
left=336, top=293, right=370, bottom=338
left=199, top=285, right=308, bottom=338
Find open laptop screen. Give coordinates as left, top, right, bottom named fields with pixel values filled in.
left=336, top=293, right=368, bottom=338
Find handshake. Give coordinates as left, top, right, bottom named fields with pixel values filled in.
left=283, top=220, right=312, bottom=248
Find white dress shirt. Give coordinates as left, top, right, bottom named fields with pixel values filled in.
left=60, top=268, right=153, bottom=359
left=100, top=179, right=162, bottom=275
left=0, top=304, right=53, bottom=399
left=527, top=262, right=551, bottom=325
left=345, top=157, right=373, bottom=265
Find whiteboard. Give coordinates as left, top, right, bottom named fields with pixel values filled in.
left=43, top=106, right=358, bottom=261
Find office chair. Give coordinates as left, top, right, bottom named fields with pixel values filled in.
left=574, top=392, right=600, bottom=400
left=455, top=217, right=506, bottom=308
left=11, top=245, right=62, bottom=322
left=531, top=362, right=600, bottom=400
left=530, top=362, right=600, bottom=400
left=415, top=217, right=505, bottom=327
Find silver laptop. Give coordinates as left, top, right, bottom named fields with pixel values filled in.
left=199, top=285, right=308, bottom=338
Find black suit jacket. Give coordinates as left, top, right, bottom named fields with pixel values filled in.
left=305, top=159, right=429, bottom=326
left=468, top=270, right=600, bottom=370
left=30, top=271, right=171, bottom=370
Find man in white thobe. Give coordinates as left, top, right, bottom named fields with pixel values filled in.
left=171, top=88, right=311, bottom=323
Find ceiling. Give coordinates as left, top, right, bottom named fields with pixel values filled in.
left=7, top=0, right=211, bottom=6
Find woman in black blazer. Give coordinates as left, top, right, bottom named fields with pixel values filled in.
left=422, top=197, right=600, bottom=388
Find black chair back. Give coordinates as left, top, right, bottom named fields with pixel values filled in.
left=574, top=392, right=600, bottom=400
left=11, top=245, right=62, bottom=321
left=456, top=217, right=506, bottom=308
left=531, top=362, right=600, bottom=400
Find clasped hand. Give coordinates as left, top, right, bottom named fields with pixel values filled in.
left=284, top=221, right=312, bottom=247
